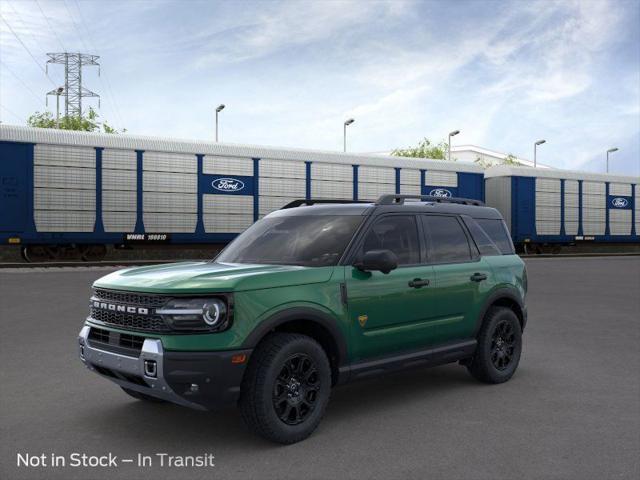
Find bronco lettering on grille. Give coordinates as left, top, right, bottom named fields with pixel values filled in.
left=93, top=300, right=149, bottom=315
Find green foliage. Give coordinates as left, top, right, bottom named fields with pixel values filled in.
left=475, top=153, right=522, bottom=169
left=27, top=108, right=125, bottom=133
left=391, top=138, right=452, bottom=160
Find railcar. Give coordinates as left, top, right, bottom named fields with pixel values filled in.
left=0, top=125, right=484, bottom=261
left=484, top=165, right=639, bottom=253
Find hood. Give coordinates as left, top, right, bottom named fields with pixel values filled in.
left=93, top=261, right=335, bottom=294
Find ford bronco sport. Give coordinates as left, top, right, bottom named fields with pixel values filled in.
left=78, top=194, right=527, bottom=444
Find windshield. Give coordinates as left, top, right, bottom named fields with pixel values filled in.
left=215, top=215, right=363, bottom=267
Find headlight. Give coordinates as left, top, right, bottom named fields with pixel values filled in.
left=156, top=298, right=229, bottom=332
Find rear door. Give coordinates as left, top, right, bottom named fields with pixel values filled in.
left=0, top=142, right=30, bottom=233
left=346, top=214, right=437, bottom=360
left=421, top=214, right=493, bottom=342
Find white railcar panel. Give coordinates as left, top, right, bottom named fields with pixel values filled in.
left=400, top=183, right=421, bottom=195
left=34, top=144, right=95, bottom=168
left=535, top=191, right=561, bottom=207
left=203, top=156, right=253, bottom=176
left=143, top=171, right=197, bottom=193
left=103, top=169, right=136, bottom=191
left=203, top=195, right=253, bottom=215
left=582, top=181, right=606, bottom=195
left=102, top=190, right=136, bottom=211
left=536, top=206, right=562, bottom=222
left=583, top=208, right=606, bottom=222
left=144, top=192, right=197, bottom=213
left=102, top=149, right=136, bottom=170
left=143, top=151, right=196, bottom=173
left=564, top=192, right=579, bottom=208
left=582, top=221, right=605, bottom=235
left=144, top=213, right=197, bottom=232
left=400, top=169, right=421, bottom=186
left=565, top=221, right=579, bottom=235
left=536, top=220, right=560, bottom=235
left=358, top=182, right=396, bottom=200
left=536, top=178, right=561, bottom=193
left=34, top=211, right=95, bottom=232
left=34, top=165, right=95, bottom=190
left=609, top=209, right=632, bottom=235
left=425, top=170, right=457, bottom=187
left=103, top=211, right=136, bottom=232
left=358, top=166, right=395, bottom=184
left=311, top=180, right=352, bottom=199
left=259, top=177, right=306, bottom=197
left=564, top=206, right=579, bottom=224
left=609, top=183, right=632, bottom=196
left=204, top=214, right=253, bottom=233
left=260, top=159, right=306, bottom=179
left=35, top=188, right=95, bottom=211
left=259, top=196, right=299, bottom=215
left=582, top=194, right=605, bottom=209
left=564, top=180, right=579, bottom=194
left=311, top=163, right=352, bottom=181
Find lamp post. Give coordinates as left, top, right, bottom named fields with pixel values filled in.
left=55, top=87, right=64, bottom=128
left=448, top=130, right=460, bottom=161
left=606, top=148, right=618, bottom=173
left=215, top=104, right=225, bottom=142
left=343, top=118, right=354, bottom=152
left=534, top=139, right=546, bottom=168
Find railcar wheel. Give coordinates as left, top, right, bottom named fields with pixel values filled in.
left=80, top=244, right=107, bottom=262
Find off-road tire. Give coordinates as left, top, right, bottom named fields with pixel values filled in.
left=240, top=333, right=331, bottom=444
left=120, top=387, right=166, bottom=403
left=467, top=307, right=522, bottom=384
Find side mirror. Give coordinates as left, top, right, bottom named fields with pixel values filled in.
left=354, top=249, right=398, bottom=274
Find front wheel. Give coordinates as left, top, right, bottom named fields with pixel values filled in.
left=467, top=307, right=522, bottom=384
left=240, top=333, right=331, bottom=444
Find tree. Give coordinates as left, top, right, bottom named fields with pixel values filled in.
left=27, top=107, right=125, bottom=133
left=474, top=153, right=522, bottom=169
left=391, top=138, right=452, bottom=160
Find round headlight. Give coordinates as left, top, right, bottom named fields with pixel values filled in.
left=203, top=299, right=226, bottom=326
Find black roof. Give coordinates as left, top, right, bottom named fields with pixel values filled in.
left=272, top=196, right=503, bottom=220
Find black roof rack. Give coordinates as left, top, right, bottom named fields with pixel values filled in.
left=376, top=194, right=485, bottom=206
left=281, top=199, right=370, bottom=209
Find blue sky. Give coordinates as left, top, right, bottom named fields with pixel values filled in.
left=1, top=0, right=639, bottom=175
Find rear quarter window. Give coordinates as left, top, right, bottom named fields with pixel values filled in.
left=474, top=218, right=515, bottom=255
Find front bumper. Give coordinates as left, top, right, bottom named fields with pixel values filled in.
left=78, top=325, right=251, bottom=410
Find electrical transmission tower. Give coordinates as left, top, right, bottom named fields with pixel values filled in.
left=46, top=53, right=100, bottom=117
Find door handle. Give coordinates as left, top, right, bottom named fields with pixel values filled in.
left=470, top=272, right=488, bottom=282
left=408, top=278, right=430, bottom=288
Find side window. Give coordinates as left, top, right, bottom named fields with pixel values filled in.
left=422, top=215, right=472, bottom=263
left=360, top=215, right=420, bottom=265
left=463, top=217, right=501, bottom=256
left=476, top=218, right=515, bottom=255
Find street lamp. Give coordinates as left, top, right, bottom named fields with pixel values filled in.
left=343, top=118, right=355, bottom=152
left=606, top=148, right=618, bottom=173
left=215, top=104, right=225, bottom=142
left=55, top=87, right=64, bottom=128
left=534, top=139, right=546, bottom=168
left=448, top=130, right=460, bottom=162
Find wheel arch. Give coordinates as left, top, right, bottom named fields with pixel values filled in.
left=475, top=288, right=526, bottom=335
left=241, top=307, right=348, bottom=385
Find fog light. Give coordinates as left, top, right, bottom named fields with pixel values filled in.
left=79, top=346, right=85, bottom=360
left=190, top=383, right=199, bottom=393
left=144, top=360, right=157, bottom=378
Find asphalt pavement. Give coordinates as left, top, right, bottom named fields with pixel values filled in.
left=1, top=257, right=639, bottom=480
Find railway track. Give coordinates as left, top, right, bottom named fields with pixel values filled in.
left=1, top=252, right=639, bottom=269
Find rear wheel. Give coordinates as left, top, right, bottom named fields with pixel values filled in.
left=467, top=307, right=522, bottom=384
left=240, top=333, right=331, bottom=444
left=120, top=387, right=165, bottom=403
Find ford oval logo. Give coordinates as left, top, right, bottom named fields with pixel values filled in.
left=611, top=197, right=629, bottom=208
left=212, top=178, right=245, bottom=192
left=429, top=188, right=452, bottom=198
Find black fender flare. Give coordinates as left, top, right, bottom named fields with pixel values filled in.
left=474, top=287, right=526, bottom=335
left=241, top=307, right=349, bottom=366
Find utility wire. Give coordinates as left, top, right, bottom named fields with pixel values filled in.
left=62, top=0, right=90, bottom=52
left=0, top=59, right=45, bottom=105
left=0, top=103, right=24, bottom=123
left=0, top=14, right=57, bottom=87
left=34, top=0, right=67, bottom=52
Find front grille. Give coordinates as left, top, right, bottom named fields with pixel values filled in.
left=88, top=327, right=110, bottom=343
left=120, top=333, right=144, bottom=350
left=92, top=288, right=167, bottom=309
left=89, top=307, right=169, bottom=333
left=87, top=327, right=147, bottom=356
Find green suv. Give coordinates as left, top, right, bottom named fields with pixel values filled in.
left=78, top=195, right=527, bottom=444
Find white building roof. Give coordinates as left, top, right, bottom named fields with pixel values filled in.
left=0, top=125, right=484, bottom=174
left=451, top=144, right=552, bottom=169
left=484, top=164, right=639, bottom=184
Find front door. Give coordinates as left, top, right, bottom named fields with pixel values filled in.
left=346, top=215, right=437, bottom=361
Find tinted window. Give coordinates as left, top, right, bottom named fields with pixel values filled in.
left=463, top=217, right=501, bottom=256
left=476, top=219, right=515, bottom=254
left=216, top=215, right=363, bottom=266
left=360, top=215, right=420, bottom=265
left=423, top=215, right=472, bottom=263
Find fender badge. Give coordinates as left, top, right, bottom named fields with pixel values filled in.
left=358, top=315, right=368, bottom=327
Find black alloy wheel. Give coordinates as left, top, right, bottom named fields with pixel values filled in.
left=273, top=353, right=321, bottom=425
left=490, top=319, right=516, bottom=370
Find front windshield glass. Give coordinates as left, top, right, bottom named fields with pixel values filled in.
left=216, top=215, right=363, bottom=267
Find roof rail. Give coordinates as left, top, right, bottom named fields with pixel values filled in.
left=376, top=194, right=485, bottom=206
left=280, top=198, right=370, bottom=209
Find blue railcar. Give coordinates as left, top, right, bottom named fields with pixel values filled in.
left=0, top=125, right=485, bottom=261
left=484, top=165, right=639, bottom=253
